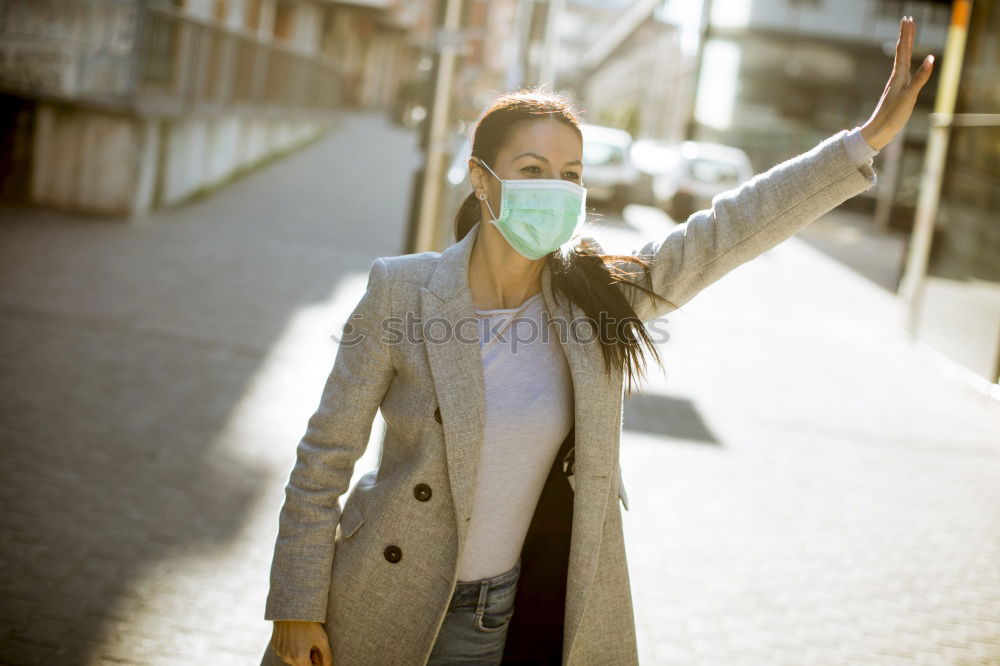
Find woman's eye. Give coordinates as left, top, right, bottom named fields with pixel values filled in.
left=521, top=165, right=581, bottom=180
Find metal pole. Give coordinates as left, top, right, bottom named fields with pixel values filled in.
left=538, top=0, right=565, bottom=90
left=523, top=0, right=542, bottom=86
left=505, top=0, right=530, bottom=91
left=409, top=0, right=465, bottom=254
left=684, top=0, right=712, bottom=141
left=898, top=0, right=973, bottom=336
left=871, top=124, right=904, bottom=235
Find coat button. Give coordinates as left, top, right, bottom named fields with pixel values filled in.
left=413, top=483, right=432, bottom=502
left=434, top=407, right=442, bottom=424
left=383, top=545, right=402, bottom=563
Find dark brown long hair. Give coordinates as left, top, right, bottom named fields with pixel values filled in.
left=454, top=87, right=674, bottom=395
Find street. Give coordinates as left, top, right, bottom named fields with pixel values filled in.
left=0, top=109, right=997, bottom=665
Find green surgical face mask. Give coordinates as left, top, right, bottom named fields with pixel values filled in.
left=473, top=156, right=587, bottom=260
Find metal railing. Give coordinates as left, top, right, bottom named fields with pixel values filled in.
left=0, top=0, right=345, bottom=114
left=134, top=1, right=344, bottom=113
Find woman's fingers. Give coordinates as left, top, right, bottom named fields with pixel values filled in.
left=909, top=54, right=935, bottom=96
left=271, top=620, right=334, bottom=666
left=311, top=643, right=334, bottom=666
left=893, top=16, right=913, bottom=87
left=899, top=15, right=933, bottom=99
left=860, top=15, right=935, bottom=150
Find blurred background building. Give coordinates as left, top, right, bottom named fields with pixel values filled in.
left=900, top=0, right=998, bottom=393
left=574, top=0, right=689, bottom=144
left=0, top=0, right=438, bottom=218
left=0, top=0, right=995, bottom=387
left=685, top=0, right=950, bottom=181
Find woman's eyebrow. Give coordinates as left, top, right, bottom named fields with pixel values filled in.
left=512, top=152, right=583, bottom=167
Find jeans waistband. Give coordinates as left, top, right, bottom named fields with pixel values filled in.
left=450, top=557, right=521, bottom=605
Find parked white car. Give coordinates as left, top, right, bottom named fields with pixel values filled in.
left=629, top=138, right=676, bottom=207
left=652, top=141, right=754, bottom=221
left=579, top=124, right=641, bottom=211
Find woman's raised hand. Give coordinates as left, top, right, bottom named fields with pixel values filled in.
left=860, top=15, right=936, bottom=151
left=271, top=620, right=333, bottom=666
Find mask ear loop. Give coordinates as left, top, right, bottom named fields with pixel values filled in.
left=473, top=156, right=501, bottom=222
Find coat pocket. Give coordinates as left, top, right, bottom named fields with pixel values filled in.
left=617, top=463, right=629, bottom=512
left=563, top=446, right=630, bottom=511
left=338, top=496, right=366, bottom=540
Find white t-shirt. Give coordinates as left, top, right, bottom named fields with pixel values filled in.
left=456, top=291, right=575, bottom=582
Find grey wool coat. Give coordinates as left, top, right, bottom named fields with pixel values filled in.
left=261, top=129, right=877, bottom=665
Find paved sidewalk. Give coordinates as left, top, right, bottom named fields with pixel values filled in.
left=0, top=110, right=997, bottom=666
left=602, top=203, right=1000, bottom=665
left=0, top=108, right=418, bottom=664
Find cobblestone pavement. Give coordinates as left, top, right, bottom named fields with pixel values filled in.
left=0, top=109, right=417, bottom=665
left=1, top=110, right=998, bottom=665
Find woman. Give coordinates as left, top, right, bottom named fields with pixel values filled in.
left=263, top=17, right=932, bottom=666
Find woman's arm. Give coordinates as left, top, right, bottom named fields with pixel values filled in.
left=613, top=15, right=933, bottom=323
left=614, top=129, right=877, bottom=322
left=264, top=257, right=395, bottom=623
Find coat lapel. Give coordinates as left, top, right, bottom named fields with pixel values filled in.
left=419, top=225, right=486, bottom=559
left=420, top=221, right=617, bottom=658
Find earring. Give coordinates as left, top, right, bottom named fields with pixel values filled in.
left=478, top=193, right=487, bottom=200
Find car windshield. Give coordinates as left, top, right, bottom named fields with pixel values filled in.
left=686, top=158, right=740, bottom=184
left=584, top=141, right=625, bottom=166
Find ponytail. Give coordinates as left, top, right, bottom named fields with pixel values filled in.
left=455, top=191, right=481, bottom=242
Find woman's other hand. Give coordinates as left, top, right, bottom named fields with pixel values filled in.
left=860, top=15, right=935, bottom=151
left=270, top=620, right=333, bottom=666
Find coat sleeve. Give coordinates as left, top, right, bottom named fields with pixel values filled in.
left=264, top=257, right=395, bottom=622
left=611, top=128, right=878, bottom=323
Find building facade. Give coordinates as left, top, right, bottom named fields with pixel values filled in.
left=906, top=0, right=999, bottom=387
left=0, top=0, right=438, bottom=218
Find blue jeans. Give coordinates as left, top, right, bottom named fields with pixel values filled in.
left=427, top=558, right=522, bottom=665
